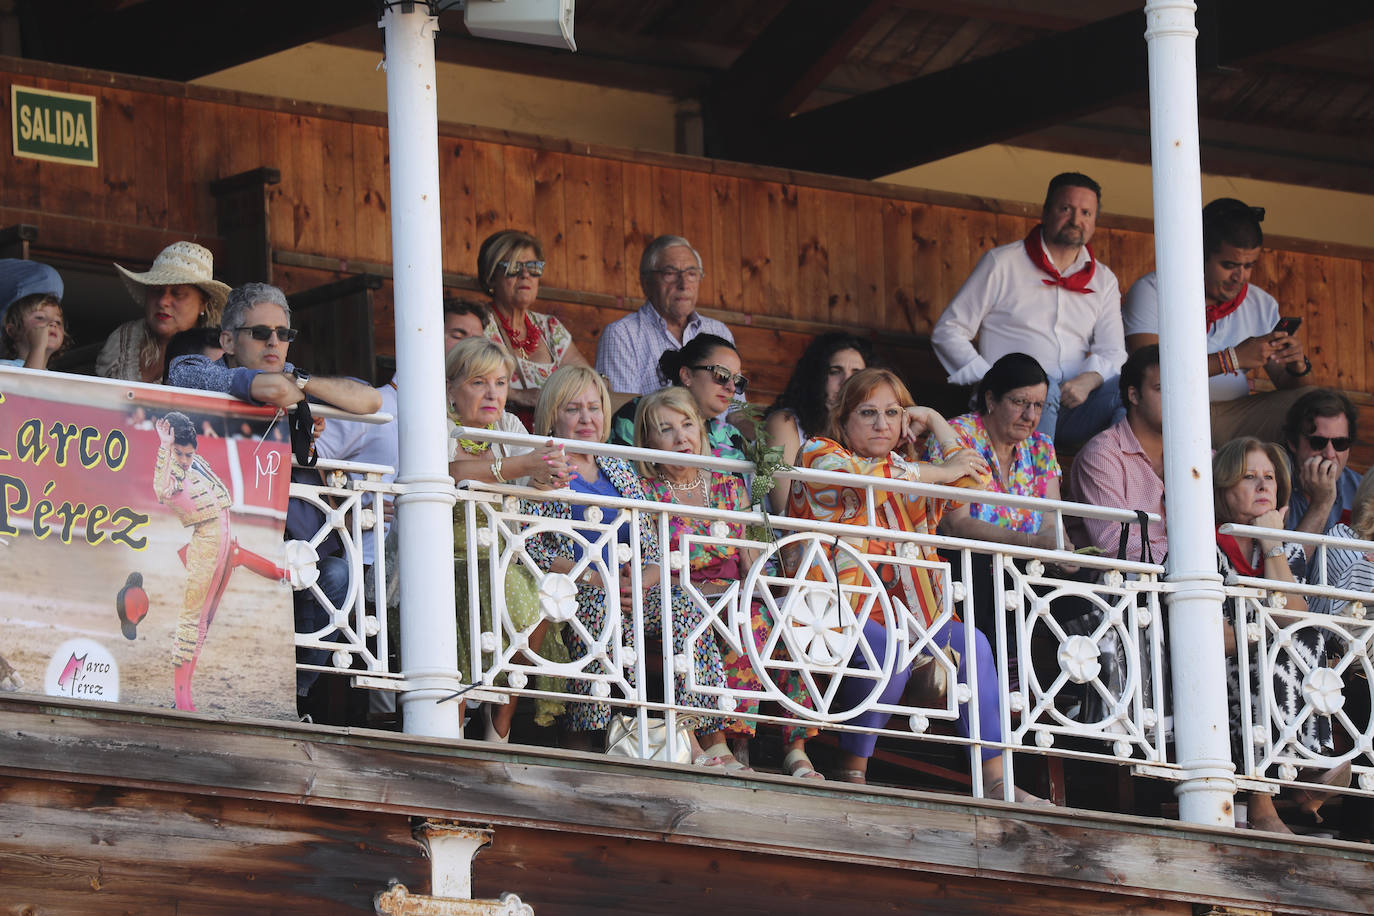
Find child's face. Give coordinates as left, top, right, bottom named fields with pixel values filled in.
left=171, top=442, right=196, bottom=473
left=19, top=302, right=65, bottom=352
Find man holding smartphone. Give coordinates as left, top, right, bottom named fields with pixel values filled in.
left=1121, top=197, right=1311, bottom=445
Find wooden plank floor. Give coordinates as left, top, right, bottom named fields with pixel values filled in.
left=0, top=695, right=1371, bottom=915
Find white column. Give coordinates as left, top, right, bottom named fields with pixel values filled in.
left=381, top=4, right=462, bottom=739
left=1144, top=0, right=1236, bottom=826
left=414, top=822, right=492, bottom=899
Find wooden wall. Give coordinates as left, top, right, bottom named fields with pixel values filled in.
left=1, top=57, right=1372, bottom=424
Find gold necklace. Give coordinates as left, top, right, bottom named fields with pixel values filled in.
left=665, top=470, right=707, bottom=497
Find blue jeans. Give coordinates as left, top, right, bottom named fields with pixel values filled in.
left=1039, top=372, right=1124, bottom=446
left=295, top=555, right=350, bottom=695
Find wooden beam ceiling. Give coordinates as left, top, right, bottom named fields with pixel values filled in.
left=15, top=0, right=377, bottom=82
left=730, top=0, right=1374, bottom=180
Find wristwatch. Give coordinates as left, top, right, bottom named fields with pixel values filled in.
left=293, top=369, right=311, bottom=391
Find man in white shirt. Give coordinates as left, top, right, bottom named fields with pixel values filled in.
left=931, top=172, right=1125, bottom=446
left=595, top=235, right=734, bottom=395
left=1122, top=197, right=1310, bottom=446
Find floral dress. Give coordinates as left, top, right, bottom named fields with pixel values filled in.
left=522, top=455, right=727, bottom=732
left=642, top=471, right=815, bottom=741
left=926, top=412, right=1060, bottom=534
left=450, top=413, right=569, bottom=726
left=483, top=311, right=572, bottom=395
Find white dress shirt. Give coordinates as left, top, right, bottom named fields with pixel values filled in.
left=931, top=235, right=1125, bottom=386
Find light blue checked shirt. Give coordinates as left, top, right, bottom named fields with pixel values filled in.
left=594, top=301, right=734, bottom=395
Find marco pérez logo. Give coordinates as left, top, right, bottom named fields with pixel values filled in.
left=44, top=638, right=120, bottom=702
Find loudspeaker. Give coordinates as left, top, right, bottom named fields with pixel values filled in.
left=464, top=0, right=576, bottom=52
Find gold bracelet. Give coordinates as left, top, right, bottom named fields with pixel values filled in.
left=490, top=453, right=506, bottom=483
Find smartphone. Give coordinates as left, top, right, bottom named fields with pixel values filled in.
left=1273, top=316, right=1302, bottom=336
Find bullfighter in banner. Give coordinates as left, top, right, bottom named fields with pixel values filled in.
left=150, top=411, right=286, bottom=710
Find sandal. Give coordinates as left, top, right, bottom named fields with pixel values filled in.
left=481, top=704, right=510, bottom=744
left=984, top=776, right=1054, bottom=807
left=835, top=769, right=867, bottom=785
left=693, top=753, right=753, bottom=774
left=783, top=748, right=826, bottom=781
left=1293, top=760, right=1352, bottom=824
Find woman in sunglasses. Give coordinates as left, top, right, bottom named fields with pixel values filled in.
left=608, top=333, right=748, bottom=462
left=476, top=229, right=590, bottom=426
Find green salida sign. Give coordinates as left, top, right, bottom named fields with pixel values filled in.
left=11, top=85, right=99, bottom=167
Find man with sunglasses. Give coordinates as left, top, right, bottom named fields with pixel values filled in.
left=1282, top=388, right=1360, bottom=538
left=169, top=282, right=381, bottom=415
left=595, top=234, right=735, bottom=395
left=169, top=281, right=382, bottom=719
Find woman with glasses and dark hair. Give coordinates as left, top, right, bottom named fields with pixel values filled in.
left=608, top=333, right=748, bottom=462
left=925, top=353, right=1074, bottom=638
left=476, top=229, right=590, bottom=424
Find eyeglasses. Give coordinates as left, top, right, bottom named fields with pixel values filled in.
left=1306, top=434, right=1352, bottom=452
left=234, top=325, right=298, bottom=343
left=652, top=266, right=704, bottom=284
left=1004, top=395, right=1046, bottom=414
left=692, top=364, right=748, bottom=392
left=855, top=407, right=902, bottom=426
left=497, top=259, right=545, bottom=278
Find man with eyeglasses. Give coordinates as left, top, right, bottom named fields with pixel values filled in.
left=169, top=281, right=382, bottom=719
left=931, top=172, right=1125, bottom=447
left=595, top=234, right=735, bottom=395
left=1282, top=388, right=1360, bottom=537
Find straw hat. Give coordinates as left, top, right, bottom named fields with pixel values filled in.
left=114, top=242, right=231, bottom=315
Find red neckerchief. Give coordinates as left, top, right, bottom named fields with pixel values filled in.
left=1216, top=528, right=1263, bottom=577
left=1023, top=226, right=1095, bottom=293
left=1205, top=284, right=1248, bottom=331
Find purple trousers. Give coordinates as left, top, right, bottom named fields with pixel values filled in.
left=837, top=617, right=1003, bottom=762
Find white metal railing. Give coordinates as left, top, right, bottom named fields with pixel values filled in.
left=291, top=428, right=1374, bottom=810
left=288, top=454, right=399, bottom=682
left=387, top=427, right=1176, bottom=802
left=1219, top=523, right=1374, bottom=799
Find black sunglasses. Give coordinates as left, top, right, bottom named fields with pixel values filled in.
left=692, top=364, right=748, bottom=392
left=234, top=325, right=298, bottom=343
left=1306, top=434, right=1352, bottom=452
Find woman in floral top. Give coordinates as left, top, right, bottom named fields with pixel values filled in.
left=925, top=353, right=1073, bottom=639
left=476, top=229, right=591, bottom=426
left=636, top=387, right=819, bottom=778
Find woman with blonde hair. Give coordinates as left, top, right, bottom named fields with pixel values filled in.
left=636, top=387, right=821, bottom=777
left=446, top=336, right=571, bottom=742
left=523, top=366, right=744, bottom=770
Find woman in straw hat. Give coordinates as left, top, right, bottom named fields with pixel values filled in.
left=96, top=241, right=232, bottom=384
